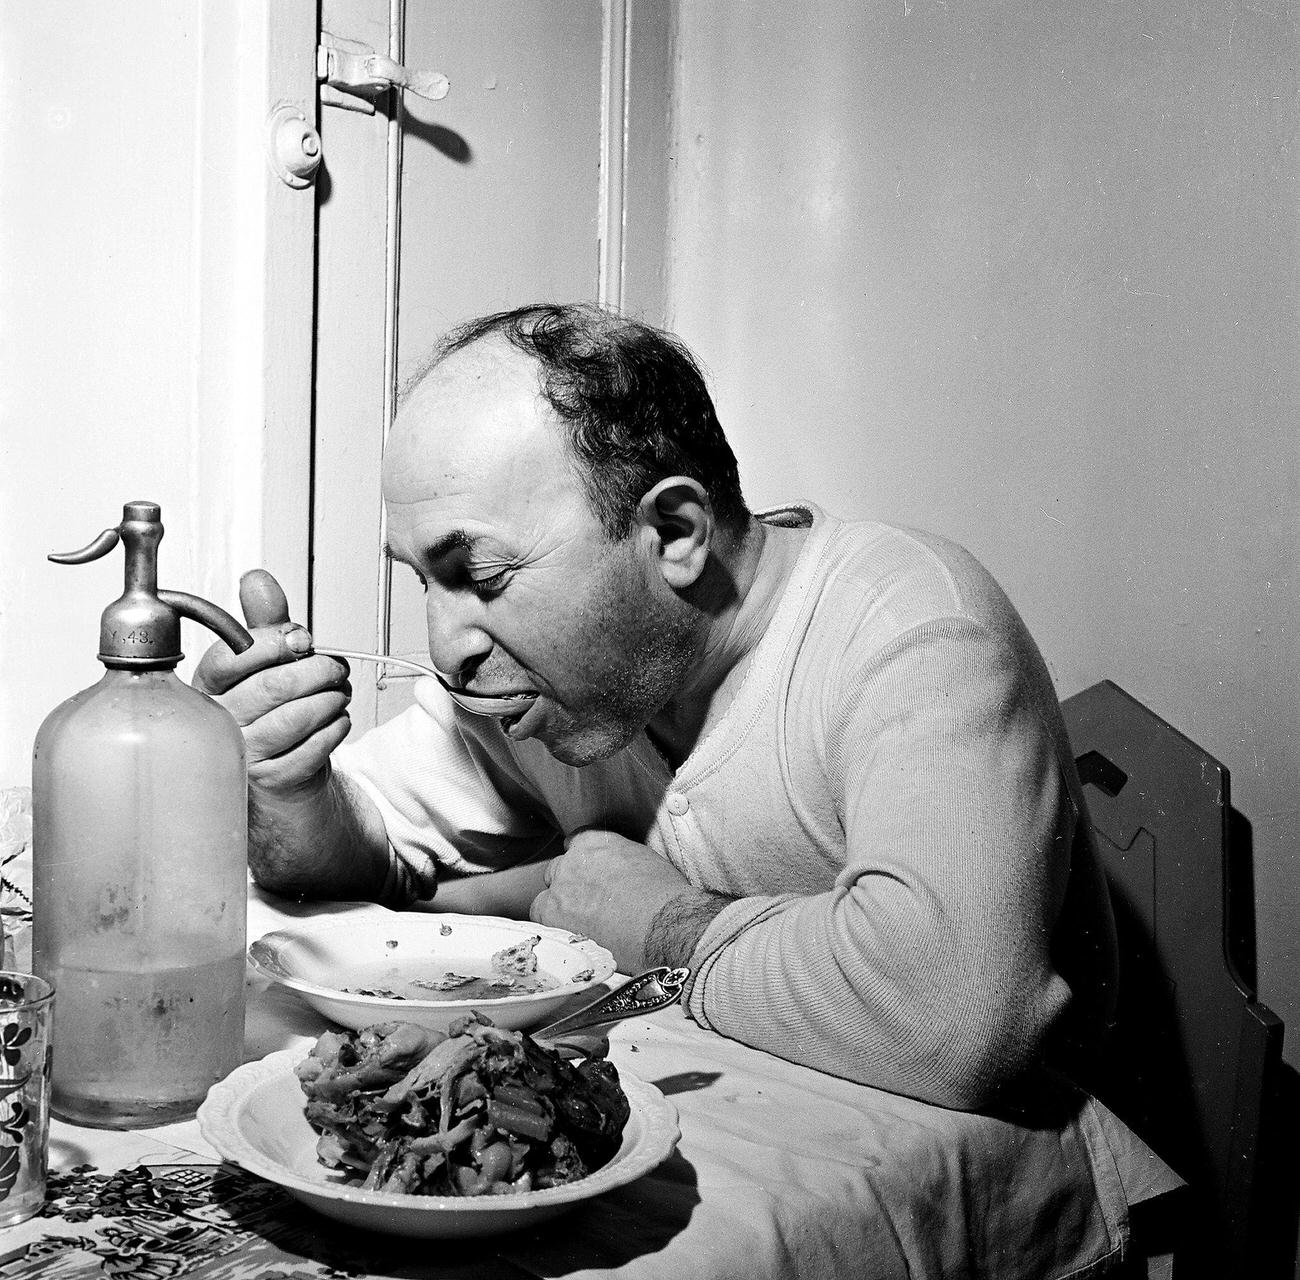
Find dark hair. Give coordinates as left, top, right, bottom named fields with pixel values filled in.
left=414, top=303, right=749, bottom=539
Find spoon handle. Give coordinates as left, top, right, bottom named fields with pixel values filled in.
left=533, top=966, right=690, bottom=1045
left=312, top=645, right=536, bottom=719
left=313, top=647, right=439, bottom=680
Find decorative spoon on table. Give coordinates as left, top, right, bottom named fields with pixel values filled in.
left=532, top=967, right=691, bottom=1056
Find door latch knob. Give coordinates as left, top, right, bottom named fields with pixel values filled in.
left=267, top=105, right=323, bottom=188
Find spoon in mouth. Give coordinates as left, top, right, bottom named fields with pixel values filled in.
left=313, top=647, right=536, bottom=719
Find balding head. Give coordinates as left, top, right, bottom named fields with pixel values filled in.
left=398, top=304, right=749, bottom=540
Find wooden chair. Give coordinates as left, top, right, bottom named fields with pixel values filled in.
left=1061, top=679, right=1286, bottom=1279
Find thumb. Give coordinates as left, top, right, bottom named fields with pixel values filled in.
left=193, top=569, right=309, bottom=695
left=239, top=569, right=292, bottom=629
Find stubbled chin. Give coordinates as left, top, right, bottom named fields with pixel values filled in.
left=539, top=718, right=639, bottom=768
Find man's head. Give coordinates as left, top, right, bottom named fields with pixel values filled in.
left=382, top=305, right=748, bottom=766
left=404, top=303, right=748, bottom=542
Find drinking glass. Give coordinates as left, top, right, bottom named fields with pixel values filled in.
left=0, top=972, right=54, bottom=1227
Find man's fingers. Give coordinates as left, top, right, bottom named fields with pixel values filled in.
left=193, top=623, right=314, bottom=695
left=191, top=570, right=318, bottom=695
left=239, top=569, right=291, bottom=629
left=247, top=711, right=352, bottom=792
left=233, top=673, right=351, bottom=740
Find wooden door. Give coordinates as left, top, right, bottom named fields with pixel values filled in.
left=310, top=0, right=672, bottom=732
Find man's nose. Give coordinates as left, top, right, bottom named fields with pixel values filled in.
left=424, top=591, right=491, bottom=681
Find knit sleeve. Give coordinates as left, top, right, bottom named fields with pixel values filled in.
left=333, top=679, right=556, bottom=900
left=684, top=618, right=1076, bottom=1109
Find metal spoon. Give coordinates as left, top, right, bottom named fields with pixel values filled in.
left=532, top=965, right=690, bottom=1049
left=313, top=646, right=537, bottom=719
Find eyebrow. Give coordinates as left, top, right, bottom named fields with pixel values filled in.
left=382, top=531, right=475, bottom=565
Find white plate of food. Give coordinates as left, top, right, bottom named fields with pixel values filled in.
left=247, top=913, right=616, bottom=1034
left=198, top=1032, right=680, bottom=1238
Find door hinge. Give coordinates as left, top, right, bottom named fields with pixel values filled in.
left=318, top=32, right=450, bottom=115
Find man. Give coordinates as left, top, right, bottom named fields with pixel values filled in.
left=196, top=302, right=1116, bottom=1111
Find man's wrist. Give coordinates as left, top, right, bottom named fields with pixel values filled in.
left=247, top=766, right=388, bottom=901
left=644, top=887, right=731, bottom=970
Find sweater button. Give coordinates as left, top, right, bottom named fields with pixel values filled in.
left=666, top=792, right=690, bottom=816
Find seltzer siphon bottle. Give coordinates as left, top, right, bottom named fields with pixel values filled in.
left=32, top=501, right=251, bottom=1128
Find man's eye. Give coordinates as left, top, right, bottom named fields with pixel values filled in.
left=468, top=569, right=510, bottom=598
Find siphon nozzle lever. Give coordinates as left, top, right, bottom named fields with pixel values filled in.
left=49, top=501, right=253, bottom=667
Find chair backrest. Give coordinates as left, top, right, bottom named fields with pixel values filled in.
left=1060, top=679, right=1285, bottom=1279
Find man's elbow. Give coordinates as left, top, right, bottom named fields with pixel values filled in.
left=889, top=994, right=1060, bottom=1111
left=912, top=1041, right=1034, bottom=1111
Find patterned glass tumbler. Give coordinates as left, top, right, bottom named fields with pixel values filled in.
left=0, top=972, right=54, bottom=1227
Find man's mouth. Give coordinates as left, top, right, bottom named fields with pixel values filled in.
left=447, top=685, right=537, bottom=718
left=501, top=697, right=542, bottom=738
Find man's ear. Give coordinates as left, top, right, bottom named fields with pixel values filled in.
left=636, top=477, right=712, bottom=590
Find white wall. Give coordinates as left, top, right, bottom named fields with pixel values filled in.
left=0, top=2, right=313, bottom=789
left=664, top=2, right=1300, bottom=1055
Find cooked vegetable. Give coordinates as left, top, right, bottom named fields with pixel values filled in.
left=295, top=1013, right=630, bottom=1197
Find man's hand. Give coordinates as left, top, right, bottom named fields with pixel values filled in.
left=529, top=830, right=730, bottom=974
left=192, top=569, right=352, bottom=798
left=192, top=568, right=389, bottom=901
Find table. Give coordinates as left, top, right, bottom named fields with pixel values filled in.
left=0, top=888, right=1177, bottom=1280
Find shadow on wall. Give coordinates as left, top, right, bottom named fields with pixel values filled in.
left=315, top=109, right=471, bottom=214
left=404, top=117, right=472, bottom=164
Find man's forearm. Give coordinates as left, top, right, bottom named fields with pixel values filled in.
left=644, top=887, right=731, bottom=970
left=248, top=766, right=391, bottom=902
left=413, top=859, right=552, bottom=918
